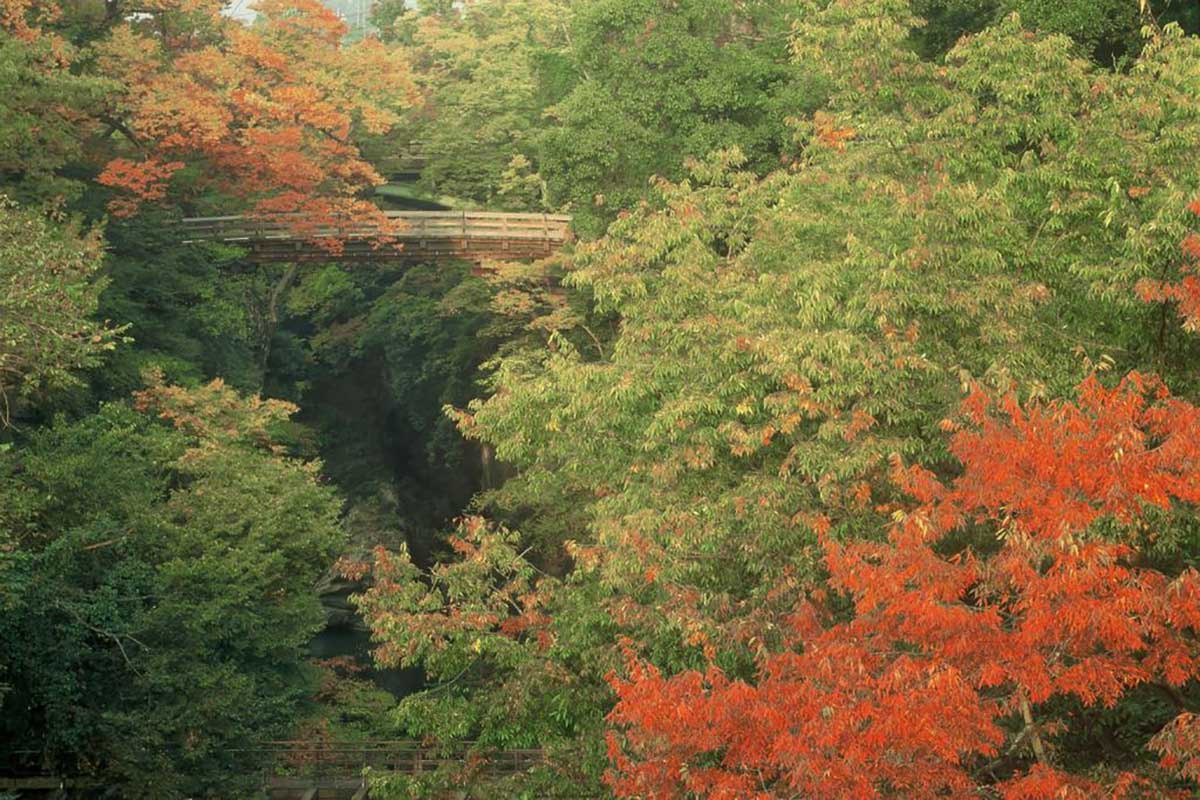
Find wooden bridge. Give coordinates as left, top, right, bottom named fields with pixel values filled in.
left=261, top=740, right=544, bottom=798
left=2, top=741, right=543, bottom=799
left=373, top=144, right=430, bottom=179
left=180, top=210, right=572, bottom=263
left=357, top=140, right=432, bottom=179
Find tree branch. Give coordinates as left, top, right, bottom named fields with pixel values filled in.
left=99, top=114, right=146, bottom=152
left=56, top=602, right=148, bottom=675
left=1018, top=692, right=1047, bottom=765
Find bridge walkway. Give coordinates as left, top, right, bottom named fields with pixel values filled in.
left=180, top=210, right=572, bottom=263
left=0, top=741, right=544, bottom=799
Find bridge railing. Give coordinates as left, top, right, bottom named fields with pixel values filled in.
left=254, top=740, right=544, bottom=779
left=179, top=211, right=572, bottom=245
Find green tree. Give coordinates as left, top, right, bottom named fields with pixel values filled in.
left=1007, top=0, right=1141, bottom=61
left=94, top=211, right=266, bottom=398
left=912, top=0, right=1199, bottom=62
left=539, top=0, right=810, bottom=236
left=360, top=3, right=1200, bottom=793
left=0, top=197, right=124, bottom=424
left=355, top=517, right=613, bottom=798
left=0, top=376, right=344, bottom=797
left=367, top=0, right=574, bottom=209
left=0, top=3, right=114, bottom=204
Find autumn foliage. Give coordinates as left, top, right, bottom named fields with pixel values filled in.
left=353, top=516, right=554, bottom=672
left=1137, top=201, right=1200, bottom=331
left=0, top=0, right=60, bottom=43
left=93, top=0, right=417, bottom=237
left=606, top=374, right=1200, bottom=799
left=9, top=0, right=1200, bottom=796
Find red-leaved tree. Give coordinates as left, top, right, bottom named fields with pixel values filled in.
left=1137, top=200, right=1200, bottom=332
left=606, top=372, right=1200, bottom=799
left=94, top=0, right=417, bottom=245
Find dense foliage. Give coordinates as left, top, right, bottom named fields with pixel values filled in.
left=4, top=0, right=1200, bottom=797
left=0, top=197, right=123, bottom=420
left=0, top=379, right=343, bottom=796
left=359, top=1, right=1200, bottom=797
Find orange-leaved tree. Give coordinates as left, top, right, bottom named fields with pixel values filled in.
left=94, top=0, right=418, bottom=246
left=606, top=372, right=1200, bottom=799
left=1137, top=199, right=1200, bottom=332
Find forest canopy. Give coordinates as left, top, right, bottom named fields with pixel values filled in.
left=3, top=0, right=1200, bottom=798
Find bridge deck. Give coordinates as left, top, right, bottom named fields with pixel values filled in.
left=2, top=742, right=543, bottom=798
left=262, top=740, right=543, bottom=774
left=180, top=210, right=572, bottom=263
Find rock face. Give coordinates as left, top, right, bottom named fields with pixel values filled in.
left=308, top=491, right=425, bottom=697
left=479, top=441, right=518, bottom=491
left=315, top=570, right=367, bottom=631
left=314, top=489, right=408, bottom=631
